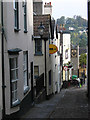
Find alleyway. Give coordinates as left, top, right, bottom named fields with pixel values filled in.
left=19, top=82, right=89, bottom=119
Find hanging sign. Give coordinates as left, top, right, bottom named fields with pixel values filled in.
left=49, top=44, right=58, bottom=54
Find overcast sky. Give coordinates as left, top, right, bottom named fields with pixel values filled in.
left=43, top=0, right=88, bottom=20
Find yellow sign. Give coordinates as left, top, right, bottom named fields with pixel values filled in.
left=49, top=44, right=58, bottom=54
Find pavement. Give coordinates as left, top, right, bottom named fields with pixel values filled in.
left=20, top=80, right=89, bottom=119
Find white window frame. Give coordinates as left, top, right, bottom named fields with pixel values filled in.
left=10, top=57, right=19, bottom=106
left=13, top=0, right=19, bottom=30
left=23, top=51, right=28, bottom=91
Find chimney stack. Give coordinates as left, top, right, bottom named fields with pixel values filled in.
left=44, top=2, right=52, bottom=15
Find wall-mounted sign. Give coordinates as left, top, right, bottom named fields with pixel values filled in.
left=49, top=44, right=58, bottom=54
left=64, top=66, right=68, bottom=71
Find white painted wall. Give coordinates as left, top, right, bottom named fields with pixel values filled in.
left=44, top=7, right=52, bottom=15
left=33, top=0, right=42, bottom=2
left=63, top=33, right=71, bottom=64
left=52, top=32, right=61, bottom=94
left=63, top=33, right=71, bottom=81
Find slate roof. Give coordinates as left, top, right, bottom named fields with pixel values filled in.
left=33, top=14, right=52, bottom=39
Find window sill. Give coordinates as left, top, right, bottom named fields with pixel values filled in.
left=34, top=53, right=43, bottom=56
left=24, top=86, right=30, bottom=95
left=11, top=99, right=20, bottom=108
left=14, top=28, right=21, bottom=32
left=24, top=30, right=28, bottom=33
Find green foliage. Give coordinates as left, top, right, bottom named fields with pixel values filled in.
left=79, top=53, right=87, bottom=68
left=71, top=32, right=87, bottom=47
left=57, top=16, right=65, bottom=25
left=57, top=15, right=87, bottom=47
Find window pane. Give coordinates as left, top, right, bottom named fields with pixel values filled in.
left=36, top=46, right=41, bottom=52
left=12, top=81, right=17, bottom=91
left=34, top=66, right=39, bottom=76
left=35, top=40, right=42, bottom=53
left=11, top=70, right=16, bottom=80
left=10, top=58, right=15, bottom=69
left=16, top=69, right=18, bottom=79
left=12, top=91, right=17, bottom=103
left=15, top=91, right=17, bottom=101
left=16, top=57, right=18, bottom=68
left=14, top=1, right=19, bottom=29
left=12, top=92, right=14, bottom=103
left=23, top=52, right=28, bottom=88
left=10, top=57, right=18, bottom=104
left=24, top=71, right=27, bottom=86
left=24, top=3, right=27, bottom=31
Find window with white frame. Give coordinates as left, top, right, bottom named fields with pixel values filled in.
left=35, top=39, right=42, bottom=55
left=65, top=49, right=68, bottom=59
left=23, top=51, right=28, bottom=91
left=10, top=57, right=18, bottom=105
left=24, top=0, right=27, bottom=32
left=13, top=0, right=19, bottom=30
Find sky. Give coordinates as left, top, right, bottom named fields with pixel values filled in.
left=43, top=0, right=88, bottom=20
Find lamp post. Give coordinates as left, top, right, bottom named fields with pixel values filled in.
left=38, top=22, right=47, bottom=94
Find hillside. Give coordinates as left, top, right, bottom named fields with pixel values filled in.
left=57, top=16, right=87, bottom=47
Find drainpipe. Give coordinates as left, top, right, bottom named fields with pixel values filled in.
left=1, top=1, right=6, bottom=119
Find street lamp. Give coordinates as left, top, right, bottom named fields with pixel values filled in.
left=37, top=22, right=47, bottom=95
left=38, top=22, right=45, bottom=37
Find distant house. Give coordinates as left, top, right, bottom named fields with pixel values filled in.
left=71, top=45, right=79, bottom=77
left=69, top=27, right=75, bottom=31
left=59, top=30, right=72, bottom=81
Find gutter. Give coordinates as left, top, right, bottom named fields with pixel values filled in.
left=1, top=1, right=6, bottom=119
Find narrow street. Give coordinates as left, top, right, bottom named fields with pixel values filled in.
left=20, top=81, right=88, bottom=119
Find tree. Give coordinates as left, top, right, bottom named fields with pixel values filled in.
left=57, top=16, right=65, bottom=26
left=79, top=33, right=87, bottom=47
left=79, top=53, right=87, bottom=68
left=57, top=16, right=87, bottom=47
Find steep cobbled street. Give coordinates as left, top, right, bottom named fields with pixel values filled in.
left=49, top=87, right=88, bottom=118
left=20, top=83, right=89, bottom=119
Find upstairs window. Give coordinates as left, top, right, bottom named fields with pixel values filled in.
left=65, top=49, right=68, bottom=59
left=24, top=1, right=27, bottom=32
left=35, top=39, right=42, bottom=55
left=14, top=0, right=19, bottom=31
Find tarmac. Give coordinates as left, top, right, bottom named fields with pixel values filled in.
left=20, top=81, right=89, bottom=119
